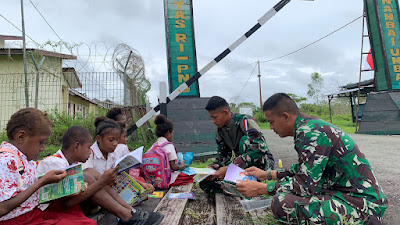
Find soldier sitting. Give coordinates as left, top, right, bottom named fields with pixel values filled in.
left=200, top=96, right=274, bottom=193
left=236, top=93, right=387, bottom=224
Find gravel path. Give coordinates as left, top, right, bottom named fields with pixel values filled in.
left=263, top=130, right=399, bottom=225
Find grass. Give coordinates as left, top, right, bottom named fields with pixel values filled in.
left=191, top=158, right=215, bottom=168
left=258, top=114, right=356, bottom=134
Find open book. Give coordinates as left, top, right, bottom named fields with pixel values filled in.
left=191, top=167, right=216, bottom=183
left=38, top=163, right=84, bottom=203
left=114, top=146, right=143, bottom=173
left=113, top=171, right=151, bottom=206
left=221, top=164, right=256, bottom=199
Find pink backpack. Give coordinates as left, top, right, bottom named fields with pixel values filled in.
left=141, top=142, right=173, bottom=189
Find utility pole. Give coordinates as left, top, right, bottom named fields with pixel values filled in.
left=257, top=61, right=262, bottom=110
left=21, top=0, right=29, bottom=107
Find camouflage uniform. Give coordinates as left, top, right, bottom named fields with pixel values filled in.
left=268, top=113, right=387, bottom=225
left=200, top=113, right=274, bottom=193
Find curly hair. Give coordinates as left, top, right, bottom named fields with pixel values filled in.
left=154, top=114, right=173, bottom=137
left=106, top=108, right=124, bottom=121
left=6, top=108, right=52, bottom=140
left=62, top=126, right=92, bottom=150
left=94, top=116, right=122, bottom=137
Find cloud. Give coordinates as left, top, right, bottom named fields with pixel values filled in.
left=0, top=0, right=367, bottom=107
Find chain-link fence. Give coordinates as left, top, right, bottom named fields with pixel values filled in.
left=0, top=71, right=148, bottom=131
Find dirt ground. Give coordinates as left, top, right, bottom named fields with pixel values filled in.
left=263, top=130, right=399, bottom=225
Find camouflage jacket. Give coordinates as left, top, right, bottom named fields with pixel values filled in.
left=208, top=113, right=274, bottom=170
left=274, top=113, right=387, bottom=217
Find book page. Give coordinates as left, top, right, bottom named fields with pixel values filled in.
left=114, top=146, right=143, bottom=172
left=223, top=164, right=256, bottom=183
left=38, top=164, right=84, bottom=203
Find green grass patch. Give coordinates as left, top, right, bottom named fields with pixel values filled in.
left=258, top=114, right=355, bottom=134
left=191, top=158, right=215, bottom=168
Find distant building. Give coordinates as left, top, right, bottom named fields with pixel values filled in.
left=0, top=35, right=102, bottom=129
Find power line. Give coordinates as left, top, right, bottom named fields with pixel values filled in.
left=234, top=63, right=257, bottom=103
left=260, top=15, right=363, bottom=64
left=29, top=0, right=91, bottom=72
left=0, top=13, right=41, bottom=46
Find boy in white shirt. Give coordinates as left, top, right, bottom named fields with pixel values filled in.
left=37, top=126, right=163, bottom=225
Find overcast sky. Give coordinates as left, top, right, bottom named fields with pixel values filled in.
left=0, top=0, right=372, bottom=107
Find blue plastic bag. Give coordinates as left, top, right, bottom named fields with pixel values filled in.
left=177, top=152, right=184, bottom=165
left=184, top=152, right=194, bottom=166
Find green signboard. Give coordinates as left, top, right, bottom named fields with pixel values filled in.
left=164, top=0, right=200, bottom=97
left=366, top=0, right=400, bottom=90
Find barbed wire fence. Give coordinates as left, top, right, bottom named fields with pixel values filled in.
left=0, top=40, right=153, bottom=141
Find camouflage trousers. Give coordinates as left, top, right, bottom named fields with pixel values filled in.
left=271, top=192, right=381, bottom=225
left=199, top=179, right=224, bottom=194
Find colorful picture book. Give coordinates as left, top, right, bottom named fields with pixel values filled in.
left=223, top=164, right=257, bottom=183
left=113, top=171, right=151, bottom=206
left=190, top=167, right=216, bottom=183
left=168, top=192, right=195, bottom=200
left=148, top=191, right=164, bottom=198
left=114, top=146, right=143, bottom=173
left=221, top=164, right=257, bottom=199
left=38, top=163, right=84, bottom=203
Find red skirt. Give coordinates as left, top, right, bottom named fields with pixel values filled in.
left=0, top=203, right=96, bottom=225
left=170, top=172, right=194, bottom=186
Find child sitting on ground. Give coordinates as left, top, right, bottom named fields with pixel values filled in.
left=0, top=108, right=96, bottom=225
left=37, top=126, right=162, bottom=225
left=84, top=117, right=154, bottom=192
left=144, top=115, right=189, bottom=187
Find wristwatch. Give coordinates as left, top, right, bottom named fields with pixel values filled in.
left=266, top=182, right=276, bottom=194
left=267, top=169, right=272, bottom=180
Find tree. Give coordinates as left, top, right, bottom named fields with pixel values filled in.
left=287, top=93, right=307, bottom=104
left=307, top=72, right=324, bottom=104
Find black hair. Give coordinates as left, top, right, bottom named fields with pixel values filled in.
left=154, top=114, right=173, bottom=137
left=62, top=126, right=92, bottom=150
left=6, top=108, right=52, bottom=140
left=205, top=96, right=230, bottom=111
left=106, top=107, right=124, bottom=121
left=94, top=116, right=122, bottom=137
left=263, top=93, right=299, bottom=115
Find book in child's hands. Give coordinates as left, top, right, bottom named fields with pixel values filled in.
left=114, top=146, right=143, bottom=173
left=168, top=192, right=195, bottom=200
left=113, top=171, right=150, bottom=206
left=190, top=167, right=216, bottom=183
left=221, top=164, right=257, bottom=199
left=38, top=163, right=84, bottom=203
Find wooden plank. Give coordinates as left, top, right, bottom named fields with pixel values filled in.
left=247, top=206, right=285, bottom=225
left=215, top=193, right=253, bottom=225
left=181, top=185, right=216, bottom=225
left=154, top=183, right=194, bottom=225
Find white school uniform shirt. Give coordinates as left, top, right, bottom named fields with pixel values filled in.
left=155, top=137, right=180, bottom=184
left=83, top=142, right=122, bottom=174
left=115, top=144, right=130, bottom=157
left=0, top=142, right=39, bottom=221
left=36, top=150, right=70, bottom=176
left=36, top=150, right=72, bottom=211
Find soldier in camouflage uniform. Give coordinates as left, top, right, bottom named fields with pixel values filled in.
left=237, top=93, right=387, bottom=225
left=200, top=96, right=274, bottom=193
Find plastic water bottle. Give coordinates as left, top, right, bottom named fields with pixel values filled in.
left=278, top=159, right=283, bottom=170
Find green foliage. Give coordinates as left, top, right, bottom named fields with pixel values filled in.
left=254, top=111, right=267, bottom=123
left=287, top=93, right=307, bottom=104
left=191, top=158, right=215, bottom=168
left=46, top=110, right=98, bottom=147
left=0, top=130, right=7, bottom=143
left=307, top=72, right=324, bottom=104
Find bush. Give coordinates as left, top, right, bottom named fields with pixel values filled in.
left=47, top=110, right=98, bottom=147
left=254, top=111, right=266, bottom=123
